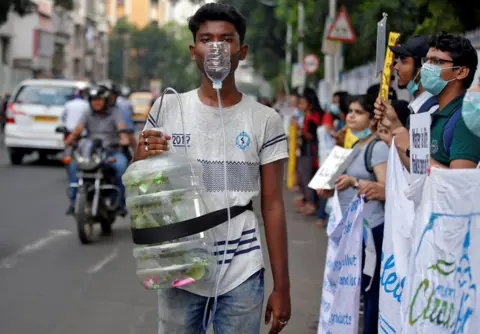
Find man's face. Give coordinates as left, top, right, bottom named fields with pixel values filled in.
left=394, top=56, right=416, bottom=89
left=91, top=97, right=105, bottom=112
left=189, top=21, right=248, bottom=77
left=424, top=48, right=470, bottom=88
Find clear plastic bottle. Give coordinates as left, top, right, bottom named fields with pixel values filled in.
left=204, top=41, right=231, bottom=88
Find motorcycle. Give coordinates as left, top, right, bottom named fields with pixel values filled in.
left=56, top=126, right=124, bottom=244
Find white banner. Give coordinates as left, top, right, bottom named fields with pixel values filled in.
left=409, top=112, right=431, bottom=180
left=319, top=194, right=375, bottom=334
left=378, top=139, right=415, bottom=333
left=401, top=168, right=480, bottom=333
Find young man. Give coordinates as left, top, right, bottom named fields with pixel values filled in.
left=390, top=35, right=439, bottom=116
left=64, top=86, right=130, bottom=216
left=133, top=4, right=291, bottom=334
left=375, top=32, right=480, bottom=169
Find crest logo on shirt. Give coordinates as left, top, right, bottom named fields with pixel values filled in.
left=235, top=131, right=251, bottom=150
left=431, top=139, right=439, bottom=154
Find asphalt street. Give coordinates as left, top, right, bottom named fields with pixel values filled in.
left=0, top=139, right=327, bottom=334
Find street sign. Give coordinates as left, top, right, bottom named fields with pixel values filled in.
left=327, top=7, right=357, bottom=43
left=322, top=16, right=341, bottom=55
left=291, top=63, right=306, bottom=88
left=303, top=54, right=320, bottom=73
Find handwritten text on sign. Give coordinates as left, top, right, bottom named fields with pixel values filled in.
left=409, top=112, right=431, bottom=179
left=309, top=145, right=358, bottom=190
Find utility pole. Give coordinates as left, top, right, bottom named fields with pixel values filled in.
left=297, top=1, right=305, bottom=92
left=122, top=33, right=129, bottom=86
left=285, top=23, right=292, bottom=94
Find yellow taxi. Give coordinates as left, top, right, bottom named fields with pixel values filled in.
left=129, top=91, right=153, bottom=123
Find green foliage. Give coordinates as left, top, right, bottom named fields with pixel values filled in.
left=108, top=19, right=200, bottom=92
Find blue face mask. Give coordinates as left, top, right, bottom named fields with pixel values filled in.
left=462, top=91, right=480, bottom=137
left=329, top=103, right=340, bottom=115
left=351, top=128, right=372, bottom=140
left=421, top=63, right=457, bottom=96
left=407, top=71, right=420, bottom=95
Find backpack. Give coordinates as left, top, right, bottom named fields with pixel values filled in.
left=442, top=105, right=463, bottom=156
left=352, top=137, right=381, bottom=175
left=418, top=95, right=438, bottom=114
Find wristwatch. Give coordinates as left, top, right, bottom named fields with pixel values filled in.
left=353, top=178, right=360, bottom=189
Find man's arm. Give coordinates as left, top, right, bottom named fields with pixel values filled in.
left=392, top=127, right=411, bottom=170
left=116, top=121, right=130, bottom=146
left=260, top=159, right=290, bottom=292
left=65, top=123, right=85, bottom=146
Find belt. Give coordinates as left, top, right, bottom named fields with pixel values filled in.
left=131, top=201, right=253, bottom=245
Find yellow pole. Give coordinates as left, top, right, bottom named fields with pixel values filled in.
left=287, top=122, right=297, bottom=189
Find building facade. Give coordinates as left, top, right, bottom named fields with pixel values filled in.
left=0, top=0, right=109, bottom=94
left=106, top=0, right=214, bottom=28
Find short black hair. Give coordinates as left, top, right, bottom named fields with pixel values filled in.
left=350, top=94, right=374, bottom=118
left=391, top=100, right=410, bottom=127
left=429, top=32, right=478, bottom=88
left=333, top=91, right=350, bottom=115
left=188, top=3, right=247, bottom=44
left=366, top=84, right=398, bottom=102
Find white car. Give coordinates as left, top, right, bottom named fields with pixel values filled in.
left=4, top=79, right=89, bottom=164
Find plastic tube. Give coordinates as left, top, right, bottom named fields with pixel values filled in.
left=202, top=83, right=232, bottom=332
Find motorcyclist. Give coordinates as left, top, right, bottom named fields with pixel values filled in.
left=99, top=81, right=137, bottom=160
left=64, top=86, right=130, bottom=216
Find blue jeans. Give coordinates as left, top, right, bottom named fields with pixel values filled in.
left=157, top=269, right=264, bottom=334
left=317, top=197, right=328, bottom=220
left=67, top=152, right=128, bottom=209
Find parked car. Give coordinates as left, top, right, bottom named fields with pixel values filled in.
left=4, top=79, right=89, bottom=165
left=129, top=91, right=153, bottom=123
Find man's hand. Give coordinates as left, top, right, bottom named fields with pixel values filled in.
left=335, top=174, right=355, bottom=191
left=374, top=98, right=403, bottom=132
left=317, top=189, right=334, bottom=198
left=357, top=181, right=385, bottom=201
left=265, top=289, right=291, bottom=334
left=133, top=129, right=171, bottom=161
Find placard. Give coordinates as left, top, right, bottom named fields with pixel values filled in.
left=308, top=145, right=358, bottom=190
left=409, top=112, right=431, bottom=179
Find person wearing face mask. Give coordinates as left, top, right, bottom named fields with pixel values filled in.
left=317, top=95, right=389, bottom=334
left=375, top=32, right=480, bottom=169
left=462, top=79, right=480, bottom=139
left=390, top=35, right=439, bottom=116
left=135, top=4, right=291, bottom=333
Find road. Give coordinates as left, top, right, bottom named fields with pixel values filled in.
left=0, top=142, right=327, bottom=334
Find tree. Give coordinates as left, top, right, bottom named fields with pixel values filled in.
left=0, top=0, right=74, bottom=26
left=108, top=19, right=201, bottom=92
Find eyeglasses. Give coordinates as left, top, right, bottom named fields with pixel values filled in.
left=421, top=57, right=455, bottom=66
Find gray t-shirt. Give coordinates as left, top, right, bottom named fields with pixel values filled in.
left=79, top=107, right=124, bottom=149
left=338, top=139, right=389, bottom=228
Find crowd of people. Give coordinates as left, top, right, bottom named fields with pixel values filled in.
left=277, top=31, right=480, bottom=333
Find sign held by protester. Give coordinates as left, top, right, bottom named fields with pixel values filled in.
left=409, top=112, right=431, bottom=179
left=379, top=32, right=401, bottom=101
left=308, top=145, right=358, bottom=190
left=402, top=168, right=480, bottom=334
left=319, top=195, right=374, bottom=334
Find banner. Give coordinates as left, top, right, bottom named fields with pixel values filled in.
left=401, top=168, right=480, bottom=333
left=378, top=139, right=415, bottom=333
left=318, top=194, right=375, bottom=333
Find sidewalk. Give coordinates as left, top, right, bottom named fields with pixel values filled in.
left=258, top=189, right=328, bottom=334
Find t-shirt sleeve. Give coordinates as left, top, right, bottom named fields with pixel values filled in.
left=143, top=96, right=167, bottom=131
left=322, top=112, right=334, bottom=127
left=449, top=118, right=480, bottom=163
left=113, top=109, right=125, bottom=127
left=371, top=140, right=390, bottom=167
left=78, top=109, right=88, bottom=126
left=259, top=112, right=289, bottom=165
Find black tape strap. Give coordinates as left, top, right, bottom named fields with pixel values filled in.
left=131, top=201, right=253, bottom=245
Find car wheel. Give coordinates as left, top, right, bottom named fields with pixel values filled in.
left=9, top=149, right=24, bottom=165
